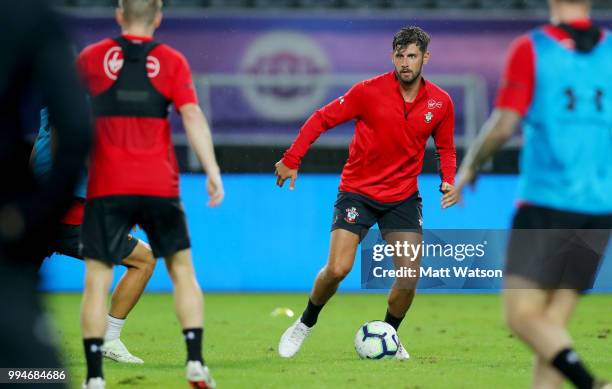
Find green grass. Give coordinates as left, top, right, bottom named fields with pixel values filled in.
left=45, top=293, right=612, bottom=389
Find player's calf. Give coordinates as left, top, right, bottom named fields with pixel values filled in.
left=165, top=250, right=216, bottom=385
left=386, top=286, right=416, bottom=319
left=101, top=241, right=155, bottom=364
left=82, top=259, right=113, bottom=383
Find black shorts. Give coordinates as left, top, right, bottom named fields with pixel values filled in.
left=331, top=191, right=423, bottom=240
left=506, top=205, right=612, bottom=291
left=81, top=196, right=190, bottom=264
left=47, top=223, right=138, bottom=263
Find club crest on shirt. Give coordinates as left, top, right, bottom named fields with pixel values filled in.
left=103, top=47, right=124, bottom=80
left=427, top=99, right=443, bottom=110
left=103, top=46, right=161, bottom=80
left=425, top=112, right=433, bottom=123
left=345, top=207, right=359, bottom=224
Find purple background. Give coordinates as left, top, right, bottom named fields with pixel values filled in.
left=63, top=12, right=612, bottom=143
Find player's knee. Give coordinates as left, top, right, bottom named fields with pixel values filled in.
left=140, top=257, right=156, bottom=279
left=504, top=302, right=539, bottom=333
left=325, top=263, right=351, bottom=282
left=165, top=262, right=182, bottom=280
left=85, top=275, right=110, bottom=290
left=543, top=307, right=569, bottom=327
left=141, top=249, right=156, bottom=271
left=165, top=260, right=192, bottom=281
left=126, top=250, right=156, bottom=278
left=84, top=269, right=113, bottom=292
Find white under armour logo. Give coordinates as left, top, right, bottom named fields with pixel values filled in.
left=566, top=351, right=580, bottom=364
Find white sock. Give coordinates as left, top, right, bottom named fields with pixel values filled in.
left=105, top=315, right=126, bottom=342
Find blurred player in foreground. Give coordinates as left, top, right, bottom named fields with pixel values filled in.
left=0, top=1, right=91, bottom=387
left=31, top=108, right=156, bottom=364
left=76, top=0, right=224, bottom=388
left=275, top=26, right=457, bottom=359
left=446, top=0, right=612, bottom=388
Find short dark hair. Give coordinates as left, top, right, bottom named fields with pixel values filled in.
left=392, top=26, right=431, bottom=53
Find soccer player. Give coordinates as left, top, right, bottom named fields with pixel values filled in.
left=445, top=1, right=612, bottom=388
left=31, top=107, right=156, bottom=364
left=77, top=1, right=224, bottom=388
left=275, top=26, right=457, bottom=359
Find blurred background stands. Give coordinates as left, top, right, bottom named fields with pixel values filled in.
left=62, top=0, right=612, bottom=10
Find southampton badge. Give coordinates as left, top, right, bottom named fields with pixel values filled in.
left=345, top=207, right=359, bottom=224
left=424, top=112, right=433, bottom=123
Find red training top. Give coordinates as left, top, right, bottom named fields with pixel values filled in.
left=496, top=19, right=602, bottom=116
left=76, top=34, right=198, bottom=199
left=282, top=71, right=456, bottom=203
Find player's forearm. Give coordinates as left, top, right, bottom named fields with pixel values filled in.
left=282, top=111, right=328, bottom=169
left=460, top=109, right=520, bottom=174
left=436, top=148, right=457, bottom=185
left=182, top=108, right=220, bottom=175
left=432, top=105, right=457, bottom=184
left=432, top=139, right=457, bottom=185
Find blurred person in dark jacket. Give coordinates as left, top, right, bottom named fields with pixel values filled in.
left=0, top=0, right=91, bottom=385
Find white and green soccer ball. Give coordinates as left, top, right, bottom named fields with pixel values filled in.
left=354, top=321, right=399, bottom=359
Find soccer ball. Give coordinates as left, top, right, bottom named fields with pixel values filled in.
left=354, top=321, right=399, bottom=359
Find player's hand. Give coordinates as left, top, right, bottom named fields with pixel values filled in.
left=275, top=160, right=298, bottom=190
left=440, top=182, right=457, bottom=209
left=441, top=168, right=476, bottom=209
left=206, top=171, right=224, bottom=207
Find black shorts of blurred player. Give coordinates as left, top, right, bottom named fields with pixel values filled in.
left=506, top=205, right=612, bottom=292
left=504, top=205, right=612, bottom=389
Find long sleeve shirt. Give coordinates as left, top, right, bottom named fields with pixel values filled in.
left=283, top=71, right=456, bottom=203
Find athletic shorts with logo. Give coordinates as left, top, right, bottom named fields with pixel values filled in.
left=81, top=196, right=191, bottom=265
left=331, top=191, right=423, bottom=240
left=506, top=205, right=612, bottom=291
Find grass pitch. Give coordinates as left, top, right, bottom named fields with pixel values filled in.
left=45, top=293, right=612, bottom=389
